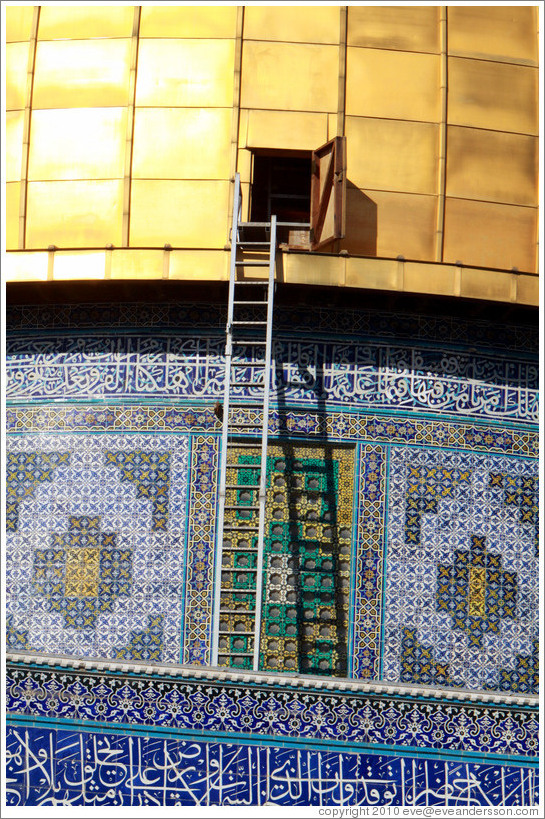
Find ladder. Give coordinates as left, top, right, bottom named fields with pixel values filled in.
left=212, top=172, right=276, bottom=671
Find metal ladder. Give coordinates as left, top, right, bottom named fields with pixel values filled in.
left=211, top=172, right=276, bottom=671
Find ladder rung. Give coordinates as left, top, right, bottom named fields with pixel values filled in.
left=224, top=505, right=260, bottom=510
left=236, top=241, right=270, bottom=247
left=220, top=609, right=255, bottom=617
left=223, top=525, right=259, bottom=531
left=239, top=221, right=271, bottom=227
left=233, top=280, right=268, bottom=285
left=233, top=340, right=267, bottom=345
left=218, top=653, right=254, bottom=658
left=233, top=300, right=267, bottom=305
left=231, top=320, right=267, bottom=325
left=221, top=591, right=257, bottom=597
left=226, top=484, right=260, bottom=489
left=235, top=260, right=269, bottom=267
left=222, top=566, right=258, bottom=572
left=230, top=382, right=263, bottom=388
left=229, top=422, right=262, bottom=428
left=222, top=544, right=259, bottom=550
left=219, top=630, right=255, bottom=635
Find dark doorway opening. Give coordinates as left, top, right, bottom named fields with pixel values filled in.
left=250, top=151, right=311, bottom=246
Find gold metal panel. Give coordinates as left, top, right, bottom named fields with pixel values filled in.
left=53, top=251, right=107, bottom=281
left=345, top=257, right=400, bottom=291
left=237, top=149, right=253, bottom=185
left=446, top=127, right=537, bottom=207
left=169, top=250, right=230, bottom=281
left=345, top=117, right=438, bottom=194
left=33, top=40, right=132, bottom=109
left=130, top=180, right=229, bottom=248
left=241, top=41, right=338, bottom=113
left=6, top=6, right=34, bottom=42
left=443, top=199, right=537, bottom=274
left=6, top=110, right=25, bottom=182
left=346, top=48, right=440, bottom=122
left=6, top=183, right=21, bottom=250
left=38, top=6, right=134, bottom=39
left=132, top=108, right=231, bottom=180
left=246, top=110, right=328, bottom=151
left=110, top=250, right=163, bottom=280
left=348, top=6, right=440, bottom=53
left=403, top=262, right=457, bottom=297
left=343, top=188, right=436, bottom=261
left=26, top=180, right=124, bottom=248
left=460, top=268, right=513, bottom=303
left=328, top=113, right=339, bottom=139
left=6, top=41, right=30, bottom=110
left=4, top=251, right=49, bottom=282
left=28, top=108, right=127, bottom=181
left=516, top=275, right=539, bottom=307
left=239, top=182, right=251, bottom=223
left=140, top=6, right=237, bottom=38
left=136, top=40, right=235, bottom=107
left=283, top=252, right=345, bottom=286
left=448, top=6, right=538, bottom=66
left=448, top=58, right=538, bottom=135
left=244, top=6, right=340, bottom=44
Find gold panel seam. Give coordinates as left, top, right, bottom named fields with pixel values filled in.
left=435, top=7, right=448, bottom=262
left=445, top=195, right=537, bottom=210
left=337, top=7, right=347, bottom=138
left=19, top=6, right=40, bottom=250
left=123, top=7, right=141, bottom=247
left=228, top=6, right=244, bottom=240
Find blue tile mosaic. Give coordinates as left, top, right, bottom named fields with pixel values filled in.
left=5, top=303, right=538, bottom=693
left=384, top=448, right=538, bottom=693
left=5, top=723, right=538, bottom=806
left=6, top=301, right=537, bottom=356
left=6, top=433, right=189, bottom=662
left=6, top=332, right=537, bottom=423
left=6, top=663, right=538, bottom=759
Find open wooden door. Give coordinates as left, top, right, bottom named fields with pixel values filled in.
left=310, top=136, right=346, bottom=250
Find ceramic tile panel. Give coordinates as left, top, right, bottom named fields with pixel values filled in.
left=6, top=433, right=189, bottom=662
left=5, top=720, right=538, bottom=806
left=384, top=448, right=538, bottom=693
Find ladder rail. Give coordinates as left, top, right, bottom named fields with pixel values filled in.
left=252, top=214, right=276, bottom=671
left=211, top=172, right=241, bottom=667
left=212, top=172, right=276, bottom=672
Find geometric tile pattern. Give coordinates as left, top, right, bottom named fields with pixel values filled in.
left=104, top=451, right=171, bottom=531
left=5, top=723, right=538, bottom=806
left=218, top=444, right=354, bottom=675
left=182, top=435, right=219, bottom=666
left=404, top=464, right=471, bottom=545
left=6, top=300, right=537, bottom=354
left=384, top=448, right=539, bottom=693
left=111, top=614, right=164, bottom=661
left=436, top=534, right=518, bottom=649
left=5, top=405, right=538, bottom=460
left=5, top=615, right=34, bottom=652
left=489, top=472, right=539, bottom=555
left=32, top=515, right=132, bottom=630
left=5, top=663, right=538, bottom=760
left=352, top=443, right=386, bottom=680
left=5, top=433, right=189, bottom=663
left=6, top=451, right=71, bottom=531
left=497, top=638, right=539, bottom=695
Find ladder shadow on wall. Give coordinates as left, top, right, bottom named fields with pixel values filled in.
left=273, top=346, right=348, bottom=677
